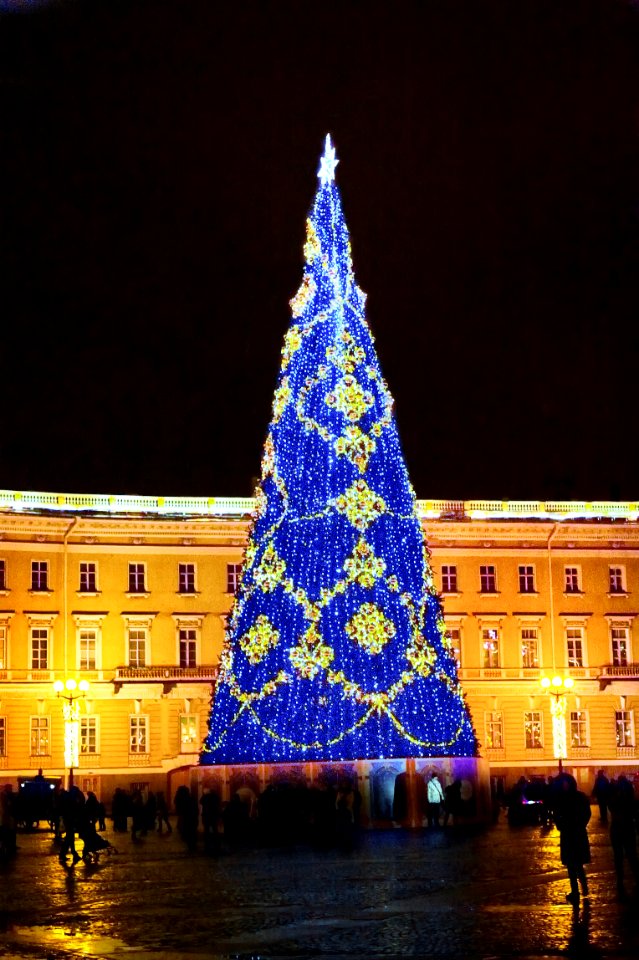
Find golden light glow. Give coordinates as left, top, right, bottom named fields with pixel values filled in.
left=540, top=674, right=573, bottom=763
left=53, top=677, right=90, bottom=782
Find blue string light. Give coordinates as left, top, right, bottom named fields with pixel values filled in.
left=201, top=135, right=478, bottom=763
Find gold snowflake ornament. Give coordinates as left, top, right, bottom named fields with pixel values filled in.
left=345, top=602, right=396, bottom=655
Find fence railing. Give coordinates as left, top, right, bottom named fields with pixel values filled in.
left=1, top=489, right=638, bottom=521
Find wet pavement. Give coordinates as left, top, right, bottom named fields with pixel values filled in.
left=1, top=813, right=638, bottom=959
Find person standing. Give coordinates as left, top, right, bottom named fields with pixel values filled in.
left=607, top=774, right=639, bottom=901
left=427, top=771, right=445, bottom=828
left=592, top=769, right=610, bottom=824
left=442, top=778, right=462, bottom=827
left=552, top=773, right=591, bottom=905
left=155, top=791, right=172, bottom=834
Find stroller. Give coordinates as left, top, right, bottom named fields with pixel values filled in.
left=79, top=820, right=117, bottom=863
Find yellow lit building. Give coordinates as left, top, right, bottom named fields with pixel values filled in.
left=1, top=489, right=638, bottom=805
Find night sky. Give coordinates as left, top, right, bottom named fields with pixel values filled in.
left=1, top=0, right=638, bottom=502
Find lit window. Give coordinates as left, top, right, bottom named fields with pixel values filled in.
left=226, top=562, right=243, bottom=593
left=566, top=628, right=584, bottom=668
left=485, top=711, right=503, bottom=749
left=610, top=623, right=631, bottom=667
left=518, top=565, right=535, bottom=593
left=447, top=627, right=461, bottom=666
left=482, top=628, right=500, bottom=668
left=479, top=565, right=497, bottom=593
left=0, top=717, right=5, bottom=756
left=79, top=562, right=97, bottom=592
left=79, top=629, right=97, bottom=670
left=80, top=716, right=98, bottom=754
left=521, top=627, right=539, bottom=668
left=128, top=628, right=147, bottom=668
left=30, top=628, right=49, bottom=669
left=441, top=565, right=458, bottom=593
left=0, top=625, right=6, bottom=670
left=570, top=711, right=588, bottom=748
left=524, top=711, right=543, bottom=749
left=615, top=710, right=635, bottom=748
left=129, top=716, right=148, bottom=753
left=31, top=561, right=49, bottom=591
left=30, top=716, right=49, bottom=756
left=178, top=563, right=196, bottom=594
left=180, top=715, right=198, bottom=751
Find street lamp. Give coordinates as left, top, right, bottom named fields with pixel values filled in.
left=540, top=674, right=574, bottom=773
left=53, top=678, right=89, bottom=790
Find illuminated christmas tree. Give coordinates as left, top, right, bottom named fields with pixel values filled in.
left=201, top=135, right=477, bottom=764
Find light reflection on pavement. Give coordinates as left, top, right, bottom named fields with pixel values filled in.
left=0, top=815, right=638, bottom=959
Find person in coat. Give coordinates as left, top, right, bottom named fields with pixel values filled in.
left=552, top=773, right=591, bottom=905
left=426, top=772, right=445, bottom=828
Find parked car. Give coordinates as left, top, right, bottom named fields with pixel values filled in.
left=15, top=774, right=59, bottom=830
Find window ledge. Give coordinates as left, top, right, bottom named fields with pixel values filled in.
left=0, top=589, right=9, bottom=596
left=77, top=591, right=101, bottom=597
left=607, top=592, right=629, bottom=598
left=177, top=591, right=200, bottom=596
left=28, top=588, right=52, bottom=595
left=125, top=592, right=150, bottom=599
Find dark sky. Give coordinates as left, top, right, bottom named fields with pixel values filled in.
left=1, top=0, right=639, bottom=501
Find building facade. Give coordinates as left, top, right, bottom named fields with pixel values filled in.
left=1, top=489, right=638, bottom=806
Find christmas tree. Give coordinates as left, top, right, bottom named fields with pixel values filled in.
left=201, top=135, right=477, bottom=764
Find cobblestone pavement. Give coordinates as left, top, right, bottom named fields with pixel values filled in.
left=1, top=813, right=638, bottom=959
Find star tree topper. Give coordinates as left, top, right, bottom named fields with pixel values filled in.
left=318, top=133, right=339, bottom=185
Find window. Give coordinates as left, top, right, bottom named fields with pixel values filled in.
left=226, top=562, right=243, bottom=593
left=479, top=565, right=497, bottom=593
left=31, top=560, right=49, bottom=591
left=615, top=710, right=635, bottom=748
left=570, top=711, right=588, bottom=748
left=609, top=566, right=626, bottom=594
left=524, top=711, right=543, bottom=749
left=128, top=628, right=147, bottom=668
left=564, top=566, right=581, bottom=593
left=0, top=624, right=6, bottom=670
left=521, top=627, right=539, bottom=668
left=518, top=565, right=536, bottom=593
left=0, top=559, right=6, bottom=591
left=129, top=716, right=148, bottom=753
left=79, top=628, right=97, bottom=670
left=180, top=715, right=199, bottom=751
left=30, top=628, right=49, bottom=669
left=485, top=711, right=503, bottom=749
left=128, top=563, right=146, bottom=593
left=441, top=565, right=458, bottom=593
left=611, top=623, right=630, bottom=667
left=178, top=562, right=196, bottom=594
left=79, top=562, right=98, bottom=593
left=566, top=627, right=584, bottom=668
left=447, top=627, right=461, bottom=666
left=179, top=627, right=197, bottom=668
left=0, top=717, right=5, bottom=756
left=30, top=716, right=49, bottom=756
left=482, top=628, right=500, bottom=668
left=80, top=716, right=98, bottom=754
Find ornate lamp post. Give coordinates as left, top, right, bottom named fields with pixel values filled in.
left=540, top=674, right=574, bottom=773
left=53, top=678, right=89, bottom=790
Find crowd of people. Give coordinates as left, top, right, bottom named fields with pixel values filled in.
left=504, top=768, right=639, bottom=903
left=2, top=766, right=638, bottom=900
